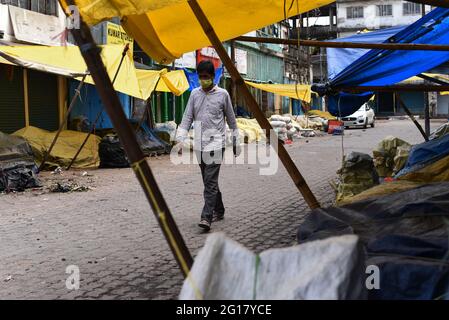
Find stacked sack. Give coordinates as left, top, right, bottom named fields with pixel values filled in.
left=372, top=136, right=411, bottom=178
left=336, top=152, right=379, bottom=204
left=236, top=118, right=265, bottom=144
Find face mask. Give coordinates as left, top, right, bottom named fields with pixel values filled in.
left=200, top=79, right=213, bottom=89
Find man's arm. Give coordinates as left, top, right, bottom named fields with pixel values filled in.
left=224, top=92, right=240, bottom=155
left=176, top=93, right=195, bottom=144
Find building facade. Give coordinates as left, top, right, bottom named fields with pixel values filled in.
left=334, top=0, right=447, bottom=118
left=0, top=1, right=68, bottom=133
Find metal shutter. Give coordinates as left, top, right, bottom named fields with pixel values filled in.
left=28, top=69, right=59, bottom=131
left=0, top=65, right=25, bottom=133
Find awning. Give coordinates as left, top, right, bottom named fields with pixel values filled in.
left=319, top=7, right=449, bottom=117
left=0, top=45, right=189, bottom=99
left=245, top=81, right=312, bottom=103
left=61, top=0, right=334, bottom=63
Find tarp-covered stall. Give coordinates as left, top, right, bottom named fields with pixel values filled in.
left=298, top=182, right=449, bottom=300
left=315, top=7, right=449, bottom=117
left=61, top=0, right=334, bottom=63
left=13, top=126, right=101, bottom=170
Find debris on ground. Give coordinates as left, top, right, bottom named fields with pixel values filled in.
left=49, top=182, right=92, bottom=193
left=51, top=167, right=63, bottom=175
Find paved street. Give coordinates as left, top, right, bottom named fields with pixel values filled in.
left=0, top=119, right=441, bottom=299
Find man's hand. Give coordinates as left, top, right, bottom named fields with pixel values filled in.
left=232, top=137, right=241, bottom=157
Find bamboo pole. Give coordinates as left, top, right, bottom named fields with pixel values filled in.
left=63, top=3, right=193, bottom=277
left=187, top=0, right=321, bottom=210
left=336, top=84, right=449, bottom=93
left=395, top=93, right=429, bottom=141
left=39, top=74, right=87, bottom=171
left=67, top=44, right=129, bottom=171
left=235, top=36, right=449, bottom=52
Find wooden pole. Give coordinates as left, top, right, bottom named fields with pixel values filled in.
left=39, top=74, right=87, bottom=171
left=63, top=3, right=193, bottom=277
left=235, top=36, right=449, bottom=52
left=67, top=44, right=129, bottom=171
left=395, top=93, right=429, bottom=141
left=188, top=0, right=321, bottom=210
left=23, top=69, right=29, bottom=127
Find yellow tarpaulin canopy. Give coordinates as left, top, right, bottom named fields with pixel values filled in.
left=0, top=45, right=189, bottom=99
left=245, top=81, right=312, bottom=103
left=62, top=0, right=334, bottom=63
left=13, top=126, right=101, bottom=169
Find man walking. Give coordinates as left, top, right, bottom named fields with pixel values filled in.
left=176, top=60, right=240, bottom=231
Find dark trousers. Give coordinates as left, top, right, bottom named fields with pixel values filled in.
left=196, top=149, right=225, bottom=222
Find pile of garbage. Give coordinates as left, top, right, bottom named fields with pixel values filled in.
left=0, top=132, right=41, bottom=192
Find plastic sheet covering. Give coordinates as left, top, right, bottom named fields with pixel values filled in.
left=179, top=232, right=366, bottom=300
left=321, top=8, right=449, bottom=117
left=430, top=122, right=449, bottom=140
left=245, top=82, right=312, bottom=103
left=396, top=133, right=449, bottom=178
left=336, top=152, right=379, bottom=205
left=0, top=132, right=41, bottom=192
left=0, top=45, right=189, bottom=100
left=297, top=182, right=449, bottom=300
left=61, top=0, right=334, bottom=63
left=307, top=110, right=336, bottom=120
left=398, top=155, right=449, bottom=183
left=236, top=118, right=264, bottom=144
left=372, top=136, right=411, bottom=178
left=13, top=126, right=100, bottom=170
left=337, top=180, right=423, bottom=206
left=99, top=134, right=129, bottom=168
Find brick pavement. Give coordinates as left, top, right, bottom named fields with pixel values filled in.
left=0, top=119, right=441, bottom=299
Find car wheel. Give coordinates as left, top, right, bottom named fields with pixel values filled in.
left=363, top=118, right=368, bottom=129
left=371, top=120, right=375, bottom=128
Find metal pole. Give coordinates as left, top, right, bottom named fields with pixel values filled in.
left=395, top=93, right=429, bottom=141
left=67, top=44, right=129, bottom=170
left=188, top=0, right=321, bottom=210
left=39, top=74, right=87, bottom=171
left=235, top=36, right=449, bottom=51
left=63, top=2, right=193, bottom=277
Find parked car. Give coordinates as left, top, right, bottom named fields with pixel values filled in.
left=341, top=104, right=375, bottom=129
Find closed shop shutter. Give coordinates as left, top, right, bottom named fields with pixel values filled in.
left=28, top=69, right=59, bottom=131
left=0, top=65, right=25, bottom=133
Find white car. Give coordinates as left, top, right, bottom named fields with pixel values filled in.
left=341, top=104, right=376, bottom=129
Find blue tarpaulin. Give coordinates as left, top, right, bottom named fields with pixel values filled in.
left=396, top=133, right=449, bottom=178
left=327, top=26, right=406, bottom=80
left=321, top=7, right=449, bottom=117
left=183, top=67, right=224, bottom=91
